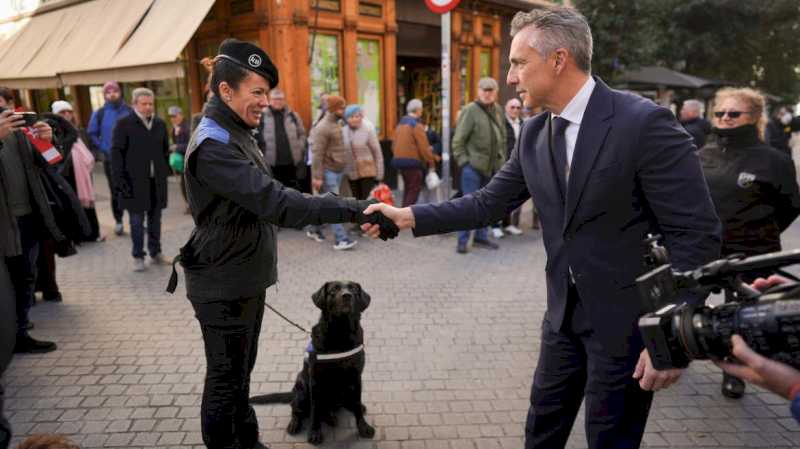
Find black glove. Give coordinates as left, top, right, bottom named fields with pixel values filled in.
left=347, top=199, right=399, bottom=241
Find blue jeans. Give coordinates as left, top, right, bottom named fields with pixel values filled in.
left=323, top=169, right=348, bottom=244
left=129, top=192, right=162, bottom=259
left=457, top=164, right=489, bottom=246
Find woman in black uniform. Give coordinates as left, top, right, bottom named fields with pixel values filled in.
left=699, top=87, right=800, bottom=399
left=170, top=39, right=394, bottom=449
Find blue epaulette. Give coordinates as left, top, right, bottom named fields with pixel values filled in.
left=195, top=117, right=230, bottom=146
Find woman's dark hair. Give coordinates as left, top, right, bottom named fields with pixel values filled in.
left=209, top=57, right=249, bottom=97
left=0, top=87, right=14, bottom=104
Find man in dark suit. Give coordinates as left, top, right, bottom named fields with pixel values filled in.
left=111, top=87, right=171, bottom=272
left=363, top=5, right=721, bottom=448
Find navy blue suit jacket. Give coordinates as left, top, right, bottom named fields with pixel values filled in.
left=412, top=78, right=721, bottom=355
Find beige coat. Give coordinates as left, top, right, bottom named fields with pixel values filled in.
left=311, top=112, right=350, bottom=180
left=343, top=124, right=384, bottom=181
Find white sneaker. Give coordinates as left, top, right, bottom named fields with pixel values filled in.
left=306, top=230, right=325, bottom=242
left=492, top=227, right=504, bottom=239
left=114, top=223, right=124, bottom=236
left=504, top=225, right=523, bottom=236
left=333, top=240, right=357, bottom=251
left=133, top=258, right=146, bottom=272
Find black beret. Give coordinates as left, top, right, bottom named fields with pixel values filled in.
left=217, top=38, right=279, bottom=88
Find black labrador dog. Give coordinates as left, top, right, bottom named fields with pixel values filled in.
left=250, top=281, right=375, bottom=445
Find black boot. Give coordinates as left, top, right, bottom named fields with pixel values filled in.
left=14, top=335, right=57, bottom=354
left=721, top=372, right=745, bottom=399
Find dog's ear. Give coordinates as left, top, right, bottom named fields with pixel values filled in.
left=354, top=283, right=370, bottom=312
left=312, top=282, right=329, bottom=310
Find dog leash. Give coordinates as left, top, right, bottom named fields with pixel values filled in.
left=265, top=302, right=310, bottom=334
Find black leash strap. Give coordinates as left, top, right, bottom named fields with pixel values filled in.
left=265, top=302, right=310, bottom=334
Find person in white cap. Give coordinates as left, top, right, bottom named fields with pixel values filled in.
left=48, top=100, right=104, bottom=242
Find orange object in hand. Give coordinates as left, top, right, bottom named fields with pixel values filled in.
left=370, top=182, right=394, bottom=206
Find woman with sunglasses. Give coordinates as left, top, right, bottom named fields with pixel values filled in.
left=698, top=87, right=800, bottom=399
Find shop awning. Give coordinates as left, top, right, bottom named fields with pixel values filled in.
left=0, top=0, right=215, bottom=88
left=616, top=66, right=725, bottom=89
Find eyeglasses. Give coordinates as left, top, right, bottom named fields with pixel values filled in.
left=714, top=110, right=752, bottom=119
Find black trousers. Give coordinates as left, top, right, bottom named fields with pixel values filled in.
left=192, top=294, right=265, bottom=449
left=0, top=256, right=15, bottom=449
left=0, top=383, right=9, bottom=449
left=35, top=239, right=59, bottom=297
left=6, top=215, right=40, bottom=337
left=525, top=284, right=653, bottom=449
left=103, top=159, right=124, bottom=224
left=349, top=177, right=376, bottom=200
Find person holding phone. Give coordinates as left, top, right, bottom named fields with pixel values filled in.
left=0, top=92, right=61, bottom=355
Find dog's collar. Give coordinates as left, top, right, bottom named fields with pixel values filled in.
left=305, top=342, right=365, bottom=361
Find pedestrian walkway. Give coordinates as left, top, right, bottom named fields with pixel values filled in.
left=4, top=173, right=800, bottom=448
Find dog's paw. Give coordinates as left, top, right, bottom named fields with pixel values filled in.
left=357, top=421, right=375, bottom=439
left=286, top=417, right=302, bottom=435
left=308, top=429, right=324, bottom=445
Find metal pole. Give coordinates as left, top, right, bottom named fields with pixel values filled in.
left=441, top=11, right=451, bottom=200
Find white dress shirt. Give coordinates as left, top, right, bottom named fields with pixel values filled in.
left=551, top=76, right=596, bottom=168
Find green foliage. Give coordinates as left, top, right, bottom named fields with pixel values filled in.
left=573, top=0, right=800, bottom=102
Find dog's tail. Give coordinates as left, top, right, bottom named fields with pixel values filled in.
left=249, top=392, right=294, bottom=404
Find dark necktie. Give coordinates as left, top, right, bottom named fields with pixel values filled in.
left=551, top=116, right=570, bottom=197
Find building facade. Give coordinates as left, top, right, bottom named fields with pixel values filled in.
left=0, top=0, right=546, bottom=137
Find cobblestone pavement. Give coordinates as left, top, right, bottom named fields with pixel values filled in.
left=5, top=174, right=800, bottom=449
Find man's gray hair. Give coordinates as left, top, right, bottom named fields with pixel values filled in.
left=683, top=99, right=704, bottom=114
left=269, top=88, right=285, bottom=99
left=407, top=98, right=423, bottom=115
left=131, top=87, right=154, bottom=104
left=510, top=6, right=593, bottom=73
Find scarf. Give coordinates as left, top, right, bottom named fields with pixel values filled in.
left=71, top=138, right=96, bottom=208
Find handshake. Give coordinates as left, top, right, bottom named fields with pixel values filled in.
left=350, top=200, right=413, bottom=241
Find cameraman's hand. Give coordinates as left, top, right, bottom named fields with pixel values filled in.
left=752, top=274, right=791, bottom=292
left=361, top=203, right=415, bottom=238
left=0, top=110, right=24, bottom=140
left=715, top=335, right=800, bottom=399
left=633, top=349, right=683, bottom=391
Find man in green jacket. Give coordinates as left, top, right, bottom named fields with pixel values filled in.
left=452, top=77, right=507, bottom=254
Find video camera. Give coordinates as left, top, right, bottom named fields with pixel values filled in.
left=636, top=237, right=800, bottom=371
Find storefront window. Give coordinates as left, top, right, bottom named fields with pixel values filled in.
left=358, top=1, right=382, bottom=17
left=356, top=38, right=382, bottom=134
left=313, top=0, right=341, bottom=12
left=459, top=47, right=471, bottom=107
left=479, top=49, right=491, bottom=78
left=310, top=34, right=341, bottom=117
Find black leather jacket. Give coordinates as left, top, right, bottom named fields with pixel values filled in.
left=175, top=97, right=369, bottom=301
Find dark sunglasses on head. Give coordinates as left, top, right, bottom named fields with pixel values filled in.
left=714, top=110, right=751, bottom=119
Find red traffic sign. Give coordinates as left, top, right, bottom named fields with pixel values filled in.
left=425, top=0, right=461, bottom=14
